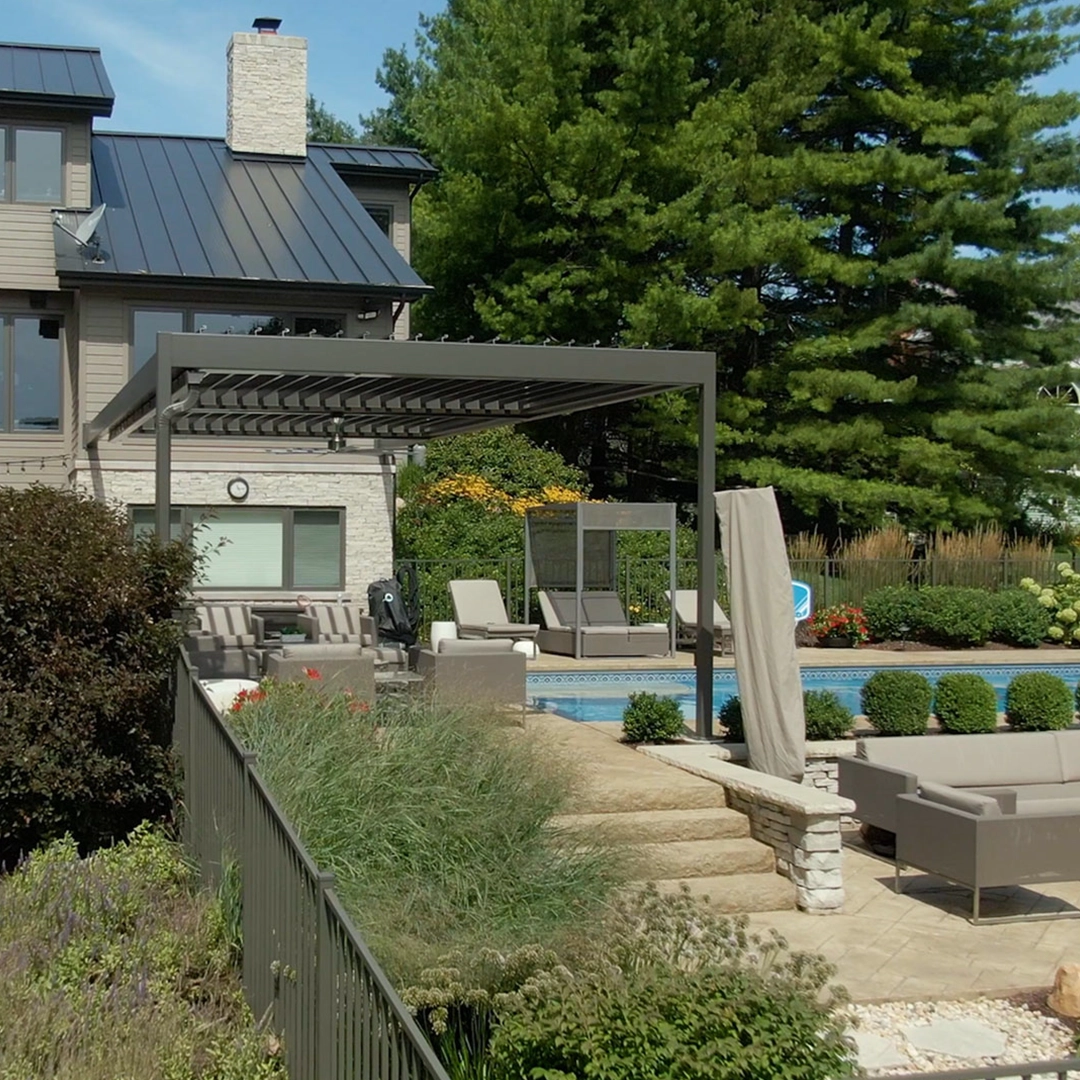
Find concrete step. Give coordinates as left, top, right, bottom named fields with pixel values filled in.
left=553, top=807, right=749, bottom=844
left=628, top=837, right=775, bottom=880
left=653, top=872, right=797, bottom=914
left=569, top=783, right=728, bottom=815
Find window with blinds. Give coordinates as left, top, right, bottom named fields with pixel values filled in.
left=130, top=506, right=343, bottom=590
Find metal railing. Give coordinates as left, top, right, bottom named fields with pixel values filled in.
left=399, top=554, right=1067, bottom=635
left=173, top=652, right=450, bottom=1080
left=883, top=1060, right=1080, bottom=1080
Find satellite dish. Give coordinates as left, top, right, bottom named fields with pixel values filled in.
left=74, top=203, right=107, bottom=246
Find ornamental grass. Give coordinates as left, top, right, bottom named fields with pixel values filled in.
left=228, top=677, right=624, bottom=983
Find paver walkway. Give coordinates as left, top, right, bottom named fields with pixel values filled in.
left=746, top=836, right=1080, bottom=1001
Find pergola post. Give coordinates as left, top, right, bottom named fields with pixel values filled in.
left=695, top=376, right=717, bottom=738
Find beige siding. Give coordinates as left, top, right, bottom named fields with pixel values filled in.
left=0, top=206, right=58, bottom=290
left=0, top=115, right=92, bottom=291
left=78, top=289, right=393, bottom=466
left=343, top=178, right=415, bottom=340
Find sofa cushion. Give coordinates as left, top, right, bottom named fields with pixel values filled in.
left=1015, top=797, right=1080, bottom=815
left=918, top=780, right=1002, bottom=817
left=859, top=731, right=1063, bottom=787
left=281, top=643, right=361, bottom=659
left=438, top=638, right=515, bottom=655
left=1054, top=731, right=1080, bottom=782
left=1012, top=780, right=1080, bottom=802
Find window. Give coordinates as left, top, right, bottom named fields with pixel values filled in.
left=1, top=127, right=63, bottom=204
left=362, top=204, right=393, bottom=237
left=132, top=310, right=185, bottom=371
left=130, top=308, right=345, bottom=371
left=0, top=317, right=62, bottom=432
left=131, top=506, right=344, bottom=590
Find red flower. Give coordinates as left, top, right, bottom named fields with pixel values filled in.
left=303, top=667, right=322, bottom=680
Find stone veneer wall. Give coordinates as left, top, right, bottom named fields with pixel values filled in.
left=227, top=32, right=308, bottom=158
left=74, top=464, right=393, bottom=604
left=723, top=789, right=845, bottom=912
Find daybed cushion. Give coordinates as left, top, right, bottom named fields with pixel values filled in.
left=438, top=638, right=515, bottom=654
left=1012, top=781, right=1080, bottom=802
left=917, top=781, right=1001, bottom=817
left=1054, top=731, right=1080, bottom=782
left=859, top=731, right=1064, bottom=787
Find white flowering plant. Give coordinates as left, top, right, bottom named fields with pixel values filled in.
left=1019, top=562, right=1080, bottom=643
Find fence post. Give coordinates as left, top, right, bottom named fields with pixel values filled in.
left=240, top=751, right=259, bottom=1004
left=316, top=870, right=337, bottom=1078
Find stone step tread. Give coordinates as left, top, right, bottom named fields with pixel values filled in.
left=569, top=784, right=729, bottom=815
left=652, top=872, right=797, bottom=914
left=627, top=837, right=775, bottom=880
left=552, top=807, right=749, bottom=842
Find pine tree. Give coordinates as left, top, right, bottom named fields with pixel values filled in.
left=377, top=0, right=1080, bottom=533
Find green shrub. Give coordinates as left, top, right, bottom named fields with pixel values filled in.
left=0, top=825, right=283, bottom=1079
left=1019, top=566, right=1080, bottom=645
left=917, top=586, right=993, bottom=646
left=0, top=487, right=199, bottom=865
left=487, top=889, right=853, bottom=1080
left=717, top=695, right=744, bottom=742
left=1005, top=671, right=1074, bottom=731
left=804, top=690, right=855, bottom=740
left=862, top=585, right=923, bottom=641
left=933, top=673, right=998, bottom=734
left=861, top=670, right=932, bottom=735
left=989, top=589, right=1052, bottom=647
left=228, top=684, right=623, bottom=982
left=622, top=691, right=686, bottom=743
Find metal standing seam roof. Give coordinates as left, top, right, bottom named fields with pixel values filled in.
left=309, top=144, right=437, bottom=181
left=0, top=43, right=114, bottom=115
left=52, top=134, right=433, bottom=294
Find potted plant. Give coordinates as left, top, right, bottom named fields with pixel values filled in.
left=808, top=603, right=869, bottom=648
left=279, top=625, right=307, bottom=644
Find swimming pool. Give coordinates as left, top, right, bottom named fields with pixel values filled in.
left=527, top=662, right=1080, bottom=722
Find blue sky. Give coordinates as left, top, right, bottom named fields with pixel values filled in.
left=4, top=0, right=1078, bottom=150
left=5, top=1, right=445, bottom=138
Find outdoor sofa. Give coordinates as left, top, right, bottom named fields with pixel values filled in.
left=536, top=590, right=670, bottom=658
left=839, top=731, right=1080, bottom=922
left=265, top=642, right=375, bottom=700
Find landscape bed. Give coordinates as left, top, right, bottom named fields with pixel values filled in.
left=528, top=662, right=1080, bottom=721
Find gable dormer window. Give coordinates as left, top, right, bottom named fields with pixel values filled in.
left=0, top=127, right=64, bottom=204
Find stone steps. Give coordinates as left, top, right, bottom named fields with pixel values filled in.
left=552, top=806, right=749, bottom=844
left=628, top=837, right=775, bottom=880
left=570, top=783, right=729, bottom=815
left=653, top=872, right=797, bottom=914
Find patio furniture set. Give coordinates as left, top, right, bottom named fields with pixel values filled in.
left=839, top=731, right=1080, bottom=923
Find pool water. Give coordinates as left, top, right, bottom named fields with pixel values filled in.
left=527, top=663, right=1080, bottom=722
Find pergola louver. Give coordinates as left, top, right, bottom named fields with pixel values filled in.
left=84, top=332, right=718, bottom=732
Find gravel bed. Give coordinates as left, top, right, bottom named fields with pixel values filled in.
left=846, top=993, right=1078, bottom=1076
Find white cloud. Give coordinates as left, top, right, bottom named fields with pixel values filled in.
left=50, top=1, right=221, bottom=95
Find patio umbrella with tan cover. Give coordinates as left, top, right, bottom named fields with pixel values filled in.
left=715, top=487, right=805, bottom=782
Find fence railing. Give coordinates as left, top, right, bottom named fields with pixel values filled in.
left=883, top=1060, right=1080, bottom=1080
left=173, top=652, right=450, bottom=1080
left=399, top=555, right=1067, bottom=635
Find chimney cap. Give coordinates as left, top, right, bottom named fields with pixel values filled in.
left=252, top=17, right=282, bottom=33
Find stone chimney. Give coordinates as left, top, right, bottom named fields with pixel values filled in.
left=226, top=18, right=307, bottom=157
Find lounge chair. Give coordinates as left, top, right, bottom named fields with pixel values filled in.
left=448, top=579, right=539, bottom=642
left=536, top=590, right=670, bottom=658
left=666, top=589, right=735, bottom=656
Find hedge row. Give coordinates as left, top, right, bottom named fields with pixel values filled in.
left=861, top=585, right=1050, bottom=648
left=717, top=671, right=1079, bottom=740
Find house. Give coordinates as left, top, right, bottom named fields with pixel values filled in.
left=0, top=20, right=434, bottom=602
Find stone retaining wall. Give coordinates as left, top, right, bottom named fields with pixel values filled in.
left=638, top=745, right=855, bottom=913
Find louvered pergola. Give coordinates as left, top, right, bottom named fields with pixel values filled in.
left=85, top=332, right=719, bottom=732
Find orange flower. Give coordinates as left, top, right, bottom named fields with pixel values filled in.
left=303, top=667, right=322, bottom=680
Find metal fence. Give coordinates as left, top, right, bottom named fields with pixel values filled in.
left=884, top=1060, right=1080, bottom=1080
left=173, top=652, right=450, bottom=1080
left=400, top=554, right=1066, bottom=635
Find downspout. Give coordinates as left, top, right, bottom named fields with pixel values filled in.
left=154, top=372, right=204, bottom=540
